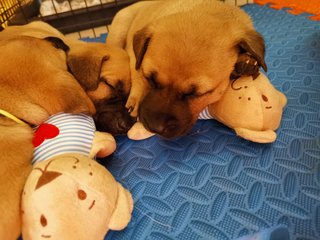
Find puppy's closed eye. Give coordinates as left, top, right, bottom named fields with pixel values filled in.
left=100, top=77, right=127, bottom=99
left=180, top=86, right=197, bottom=100
left=146, top=72, right=162, bottom=89
left=100, top=77, right=116, bottom=90
left=180, top=86, right=215, bottom=101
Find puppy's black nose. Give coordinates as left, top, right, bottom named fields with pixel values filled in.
left=143, top=114, right=179, bottom=137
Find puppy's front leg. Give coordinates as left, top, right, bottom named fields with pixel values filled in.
left=107, top=4, right=142, bottom=48
left=107, top=2, right=150, bottom=49
left=126, top=69, right=149, bottom=117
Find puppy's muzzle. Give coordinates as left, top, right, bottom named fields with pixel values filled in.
left=139, top=90, right=193, bottom=138
left=141, top=112, right=180, bottom=137
left=94, top=99, right=136, bottom=135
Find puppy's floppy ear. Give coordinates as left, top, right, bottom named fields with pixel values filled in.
left=67, top=49, right=109, bottom=91
left=55, top=76, right=96, bottom=115
left=43, top=36, right=70, bottom=52
left=133, top=27, right=152, bottom=70
left=237, top=30, right=267, bottom=72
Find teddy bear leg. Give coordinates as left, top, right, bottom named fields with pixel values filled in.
left=234, top=127, right=277, bottom=143
left=90, top=131, right=116, bottom=158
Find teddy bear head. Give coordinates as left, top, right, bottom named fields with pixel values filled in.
left=208, top=72, right=287, bottom=143
left=22, top=153, right=133, bottom=240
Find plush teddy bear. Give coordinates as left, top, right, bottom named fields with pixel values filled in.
left=22, top=113, right=133, bottom=240
left=128, top=72, right=287, bottom=143
left=201, top=72, right=287, bottom=143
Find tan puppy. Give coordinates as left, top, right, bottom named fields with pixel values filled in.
left=0, top=119, right=33, bottom=240
left=1, top=21, right=135, bottom=135
left=0, top=35, right=95, bottom=240
left=107, top=0, right=267, bottom=138
left=0, top=21, right=135, bottom=238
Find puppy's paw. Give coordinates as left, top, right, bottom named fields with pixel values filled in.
left=125, top=96, right=139, bottom=117
left=231, top=53, right=260, bottom=80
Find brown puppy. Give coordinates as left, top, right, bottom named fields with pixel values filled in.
left=2, top=21, right=135, bottom=135
left=65, top=39, right=136, bottom=135
left=0, top=36, right=95, bottom=240
left=107, top=0, right=267, bottom=138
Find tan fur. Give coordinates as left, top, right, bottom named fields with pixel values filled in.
left=0, top=36, right=96, bottom=125
left=1, top=21, right=134, bottom=135
left=0, top=119, right=33, bottom=240
left=0, top=21, right=131, bottom=106
left=107, top=0, right=266, bottom=138
left=0, top=21, right=133, bottom=238
left=66, top=40, right=131, bottom=103
left=0, top=27, right=97, bottom=240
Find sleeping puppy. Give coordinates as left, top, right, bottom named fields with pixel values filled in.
left=0, top=36, right=95, bottom=240
left=2, top=21, right=135, bottom=135
left=65, top=39, right=136, bottom=135
left=107, top=0, right=267, bottom=138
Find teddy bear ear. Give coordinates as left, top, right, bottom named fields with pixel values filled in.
left=108, top=183, right=134, bottom=230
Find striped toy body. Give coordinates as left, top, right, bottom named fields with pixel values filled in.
left=198, top=107, right=213, bottom=120
left=32, top=113, right=95, bottom=164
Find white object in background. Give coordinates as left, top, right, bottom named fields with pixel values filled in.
left=40, top=0, right=115, bottom=16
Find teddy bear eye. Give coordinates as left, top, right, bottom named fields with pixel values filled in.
left=78, top=189, right=87, bottom=200
left=262, top=94, right=268, bottom=102
left=40, top=214, right=47, bottom=227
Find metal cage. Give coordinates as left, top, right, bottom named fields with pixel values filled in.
left=0, top=0, right=253, bottom=39
left=0, top=0, right=137, bottom=34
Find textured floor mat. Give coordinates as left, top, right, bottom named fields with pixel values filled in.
left=91, top=4, right=320, bottom=240
left=254, top=0, right=320, bottom=21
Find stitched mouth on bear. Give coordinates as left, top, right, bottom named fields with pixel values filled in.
left=41, top=234, right=51, bottom=238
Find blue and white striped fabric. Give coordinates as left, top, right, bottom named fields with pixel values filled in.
left=32, top=113, right=95, bottom=164
left=198, top=106, right=213, bottom=120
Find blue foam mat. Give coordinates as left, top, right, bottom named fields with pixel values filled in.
left=86, top=4, right=319, bottom=240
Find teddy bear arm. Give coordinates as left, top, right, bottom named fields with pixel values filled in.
left=127, top=121, right=155, bottom=140
left=108, top=182, right=134, bottom=230
left=234, top=127, right=277, bottom=143
left=89, top=131, right=116, bottom=158
left=279, top=92, right=287, bottom=107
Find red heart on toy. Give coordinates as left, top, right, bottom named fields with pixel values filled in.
left=33, top=123, right=60, bottom=147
